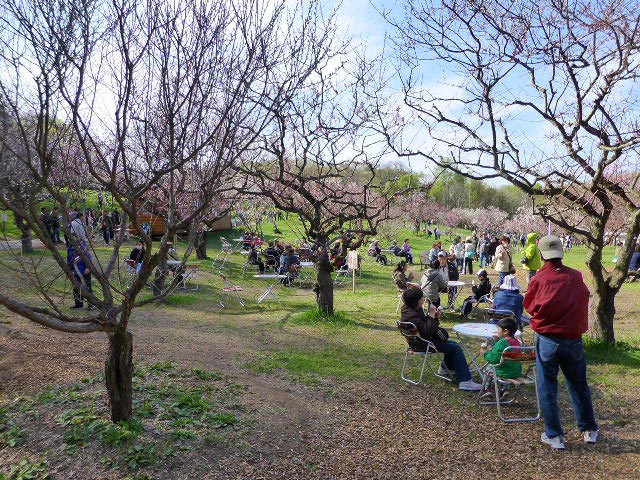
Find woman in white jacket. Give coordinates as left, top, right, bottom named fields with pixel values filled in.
left=493, top=235, right=513, bottom=285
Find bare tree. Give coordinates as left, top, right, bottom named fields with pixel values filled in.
left=381, top=0, right=640, bottom=343
left=0, top=0, right=333, bottom=420
left=237, top=55, right=416, bottom=314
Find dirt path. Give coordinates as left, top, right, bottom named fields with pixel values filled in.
left=1, top=308, right=639, bottom=479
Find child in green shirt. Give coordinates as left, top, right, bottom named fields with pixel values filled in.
left=480, top=317, right=522, bottom=379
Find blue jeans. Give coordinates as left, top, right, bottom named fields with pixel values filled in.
left=437, top=340, right=471, bottom=382
left=499, top=271, right=508, bottom=285
left=535, top=334, right=598, bottom=438
left=479, top=253, right=488, bottom=268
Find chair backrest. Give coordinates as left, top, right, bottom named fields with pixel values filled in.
left=500, top=345, right=536, bottom=364
left=397, top=321, right=434, bottom=352
left=483, top=308, right=516, bottom=323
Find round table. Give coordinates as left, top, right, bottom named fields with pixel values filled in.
left=452, top=322, right=498, bottom=379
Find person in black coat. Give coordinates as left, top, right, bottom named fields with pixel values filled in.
left=399, top=289, right=481, bottom=391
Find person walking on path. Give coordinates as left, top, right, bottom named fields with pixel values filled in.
left=520, top=232, right=542, bottom=285
left=523, top=235, right=599, bottom=451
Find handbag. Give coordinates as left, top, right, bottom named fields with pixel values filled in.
left=434, top=327, right=449, bottom=343
left=506, top=250, right=516, bottom=275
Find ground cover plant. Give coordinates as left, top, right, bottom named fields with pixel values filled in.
left=1, top=219, right=639, bottom=478
left=0, top=363, right=247, bottom=479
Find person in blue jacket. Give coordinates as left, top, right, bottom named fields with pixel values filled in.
left=491, top=274, right=527, bottom=329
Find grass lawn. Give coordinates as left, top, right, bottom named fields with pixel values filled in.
left=1, top=221, right=639, bottom=478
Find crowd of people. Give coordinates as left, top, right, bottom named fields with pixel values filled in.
left=396, top=233, right=601, bottom=451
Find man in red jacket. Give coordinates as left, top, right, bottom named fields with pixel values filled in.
left=524, top=235, right=598, bottom=450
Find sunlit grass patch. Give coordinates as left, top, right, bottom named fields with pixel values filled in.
left=245, top=346, right=393, bottom=385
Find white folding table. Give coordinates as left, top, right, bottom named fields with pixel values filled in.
left=446, top=280, right=466, bottom=310
left=452, top=322, right=498, bottom=379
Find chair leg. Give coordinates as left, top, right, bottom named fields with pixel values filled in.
left=494, top=376, right=542, bottom=423
left=401, top=350, right=428, bottom=386
left=424, top=352, right=453, bottom=382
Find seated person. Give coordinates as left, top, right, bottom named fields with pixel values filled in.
left=389, top=240, right=408, bottom=259
left=393, top=261, right=415, bottom=291
left=264, top=241, right=280, bottom=270
left=164, top=241, right=183, bottom=274
left=402, top=238, right=414, bottom=264
left=279, top=246, right=300, bottom=276
left=428, top=241, right=442, bottom=263
left=460, top=269, right=492, bottom=317
left=167, top=242, right=179, bottom=261
left=129, top=240, right=145, bottom=273
left=420, top=259, right=447, bottom=308
left=479, top=317, right=523, bottom=399
left=399, top=289, right=481, bottom=391
left=368, top=240, right=387, bottom=265
left=491, top=274, right=528, bottom=330
left=274, top=239, right=285, bottom=256
left=242, top=232, right=254, bottom=250
left=629, top=244, right=640, bottom=281
left=248, top=245, right=265, bottom=274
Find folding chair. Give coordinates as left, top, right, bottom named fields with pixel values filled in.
left=483, top=308, right=527, bottom=344
left=121, top=258, right=138, bottom=287
left=478, top=346, right=541, bottom=423
left=264, top=254, right=278, bottom=273
left=179, top=264, right=200, bottom=291
left=219, top=237, right=234, bottom=254
left=334, top=266, right=350, bottom=287
left=464, top=293, right=492, bottom=318
left=397, top=321, right=453, bottom=385
left=211, top=249, right=231, bottom=272
left=218, top=273, right=245, bottom=307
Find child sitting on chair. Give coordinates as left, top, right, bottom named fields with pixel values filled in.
left=480, top=317, right=522, bottom=379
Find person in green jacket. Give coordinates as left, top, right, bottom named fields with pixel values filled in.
left=520, top=232, right=542, bottom=284
left=480, top=317, right=522, bottom=379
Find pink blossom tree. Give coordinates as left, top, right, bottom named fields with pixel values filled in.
left=0, top=0, right=336, bottom=420
left=383, top=0, right=640, bottom=343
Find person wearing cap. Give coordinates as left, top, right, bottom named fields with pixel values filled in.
left=520, top=232, right=542, bottom=284
left=492, top=275, right=525, bottom=329
left=460, top=269, right=492, bottom=318
left=523, top=235, right=598, bottom=450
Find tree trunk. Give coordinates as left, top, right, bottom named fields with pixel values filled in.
left=14, top=214, right=33, bottom=254
left=585, top=242, right=617, bottom=344
left=589, top=286, right=616, bottom=344
left=314, top=248, right=334, bottom=315
left=105, top=329, right=133, bottom=422
left=195, top=231, right=208, bottom=260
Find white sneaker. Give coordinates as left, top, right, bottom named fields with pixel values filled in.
left=438, top=365, right=454, bottom=375
left=458, top=380, right=482, bottom=391
left=541, top=433, right=566, bottom=450
left=583, top=430, right=599, bottom=443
